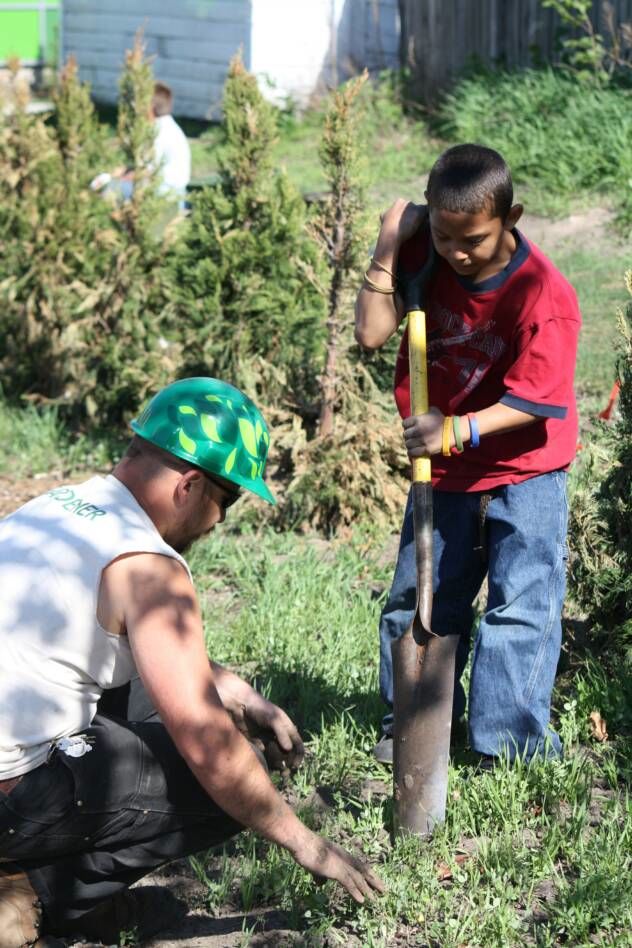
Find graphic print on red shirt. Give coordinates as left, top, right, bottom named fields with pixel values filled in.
left=393, top=229, right=581, bottom=492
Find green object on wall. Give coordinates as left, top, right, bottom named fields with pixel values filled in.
left=0, top=1, right=59, bottom=66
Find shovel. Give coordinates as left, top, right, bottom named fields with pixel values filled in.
left=392, top=253, right=459, bottom=838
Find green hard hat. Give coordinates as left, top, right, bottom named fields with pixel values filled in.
left=130, top=377, right=275, bottom=505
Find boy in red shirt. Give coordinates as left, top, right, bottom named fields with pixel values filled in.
left=355, top=144, right=580, bottom=766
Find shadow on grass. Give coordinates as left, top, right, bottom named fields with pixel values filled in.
left=246, top=661, right=384, bottom=740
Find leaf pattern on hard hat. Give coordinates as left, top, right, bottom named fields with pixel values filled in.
left=178, top=429, right=196, bottom=455
left=204, top=395, right=223, bottom=404
left=178, top=405, right=197, bottom=416
left=239, top=418, right=258, bottom=457
left=200, top=413, right=223, bottom=443
left=224, top=447, right=237, bottom=474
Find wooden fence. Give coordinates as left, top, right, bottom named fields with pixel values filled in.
left=399, top=0, right=632, bottom=103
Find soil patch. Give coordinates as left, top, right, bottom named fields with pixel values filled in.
left=0, top=473, right=85, bottom=519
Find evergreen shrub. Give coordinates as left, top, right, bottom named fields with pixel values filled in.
left=170, top=53, right=326, bottom=403
left=569, top=270, right=632, bottom=656
left=0, top=41, right=175, bottom=428
left=268, top=74, right=409, bottom=534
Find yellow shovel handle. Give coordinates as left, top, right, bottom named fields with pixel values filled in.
left=408, top=310, right=431, bottom=484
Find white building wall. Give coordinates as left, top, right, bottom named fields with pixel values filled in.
left=63, top=0, right=250, bottom=119
left=62, top=0, right=400, bottom=119
left=250, top=0, right=400, bottom=107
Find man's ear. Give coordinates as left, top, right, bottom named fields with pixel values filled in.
left=174, top=469, right=204, bottom=507
left=504, top=203, right=523, bottom=230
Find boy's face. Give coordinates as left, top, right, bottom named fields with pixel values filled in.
left=427, top=203, right=522, bottom=280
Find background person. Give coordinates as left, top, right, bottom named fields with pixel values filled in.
left=91, top=81, right=191, bottom=205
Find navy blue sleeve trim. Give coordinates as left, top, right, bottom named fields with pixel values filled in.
left=500, top=393, right=568, bottom=419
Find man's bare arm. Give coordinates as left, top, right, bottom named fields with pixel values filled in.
left=209, top=660, right=304, bottom=768
left=114, top=553, right=383, bottom=903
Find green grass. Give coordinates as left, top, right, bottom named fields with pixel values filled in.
left=437, top=68, right=632, bottom=231
left=546, top=244, right=630, bottom=423
left=186, top=526, right=632, bottom=946
left=0, top=400, right=119, bottom=478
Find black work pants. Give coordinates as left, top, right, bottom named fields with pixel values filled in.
left=0, top=681, right=242, bottom=930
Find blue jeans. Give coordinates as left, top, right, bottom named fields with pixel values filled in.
left=379, top=471, right=568, bottom=760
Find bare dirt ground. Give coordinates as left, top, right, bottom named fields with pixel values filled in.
left=2, top=203, right=619, bottom=947
left=0, top=473, right=77, bottom=519
left=520, top=204, right=614, bottom=249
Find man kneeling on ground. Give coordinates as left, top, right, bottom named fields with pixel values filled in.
left=0, top=378, right=384, bottom=946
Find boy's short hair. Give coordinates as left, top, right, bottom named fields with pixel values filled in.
left=426, top=144, right=513, bottom=221
left=152, top=82, right=173, bottom=117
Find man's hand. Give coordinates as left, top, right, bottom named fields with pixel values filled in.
left=291, top=829, right=385, bottom=904
left=403, top=407, right=446, bottom=457
left=231, top=692, right=305, bottom=772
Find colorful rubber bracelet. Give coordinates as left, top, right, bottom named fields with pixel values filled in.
left=467, top=412, right=480, bottom=448
left=452, top=414, right=464, bottom=453
left=442, top=415, right=452, bottom=457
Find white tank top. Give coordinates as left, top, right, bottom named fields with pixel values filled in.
left=0, top=475, right=190, bottom=778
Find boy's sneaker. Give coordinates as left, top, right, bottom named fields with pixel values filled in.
left=372, top=735, right=393, bottom=765
left=0, top=867, right=42, bottom=948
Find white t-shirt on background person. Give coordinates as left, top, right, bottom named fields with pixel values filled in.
left=153, top=114, right=191, bottom=195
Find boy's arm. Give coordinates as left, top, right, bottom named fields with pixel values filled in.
left=354, top=199, right=427, bottom=350
left=403, top=403, right=538, bottom=457
left=405, top=308, right=580, bottom=456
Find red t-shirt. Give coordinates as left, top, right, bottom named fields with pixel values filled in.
left=393, top=229, right=581, bottom=492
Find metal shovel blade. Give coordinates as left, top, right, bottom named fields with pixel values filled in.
left=392, top=480, right=459, bottom=837
left=392, top=618, right=459, bottom=837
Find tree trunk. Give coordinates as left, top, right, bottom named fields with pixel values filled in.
left=318, top=215, right=345, bottom=438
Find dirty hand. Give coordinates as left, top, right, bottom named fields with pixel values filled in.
left=290, top=829, right=385, bottom=904
left=379, top=198, right=428, bottom=245
left=233, top=692, right=305, bottom=771
left=403, top=407, right=446, bottom=457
